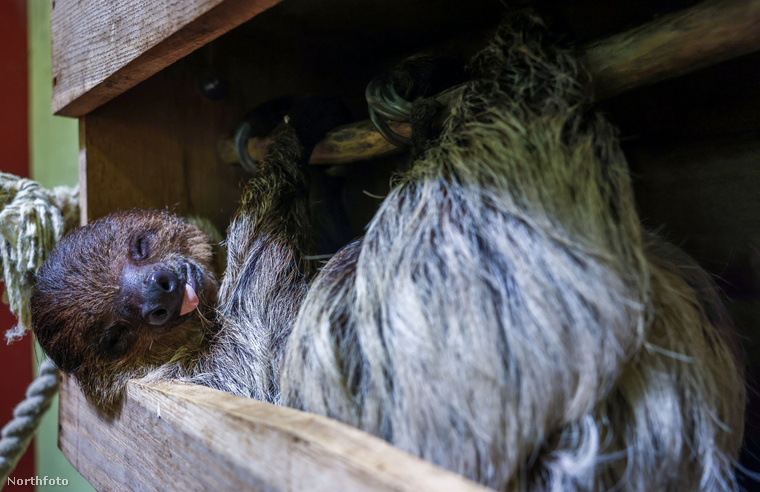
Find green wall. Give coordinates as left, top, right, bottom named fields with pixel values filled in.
left=28, top=1, right=93, bottom=490
left=29, top=0, right=78, bottom=189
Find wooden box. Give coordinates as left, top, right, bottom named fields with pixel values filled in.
left=52, top=0, right=760, bottom=489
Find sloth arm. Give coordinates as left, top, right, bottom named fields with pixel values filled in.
left=202, top=123, right=317, bottom=401
left=202, top=97, right=350, bottom=401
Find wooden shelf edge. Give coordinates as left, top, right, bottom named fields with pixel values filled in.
left=58, top=376, right=489, bottom=491
left=51, top=0, right=283, bottom=117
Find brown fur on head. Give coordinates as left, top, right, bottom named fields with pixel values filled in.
left=31, top=209, right=220, bottom=406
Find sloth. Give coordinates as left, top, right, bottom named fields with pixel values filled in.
left=31, top=13, right=745, bottom=492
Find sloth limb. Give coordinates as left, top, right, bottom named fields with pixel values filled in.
left=147, top=97, right=354, bottom=402
left=31, top=97, right=352, bottom=405
left=31, top=13, right=744, bottom=492
left=281, top=14, right=745, bottom=491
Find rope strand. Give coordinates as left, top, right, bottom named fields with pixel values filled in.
left=0, top=358, right=60, bottom=483
left=0, top=173, right=78, bottom=482
left=0, top=172, right=78, bottom=342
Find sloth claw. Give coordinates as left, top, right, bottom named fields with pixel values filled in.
left=366, top=76, right=413, bottom=147
left=367, top=53, right=467, bottom=148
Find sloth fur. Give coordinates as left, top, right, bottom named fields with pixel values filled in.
left=32, top=14, right=745, bottom=491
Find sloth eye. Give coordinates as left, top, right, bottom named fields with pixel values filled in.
left=131, top=235, right=150, bottom=260
left=99, top=325, right=130, bottom=359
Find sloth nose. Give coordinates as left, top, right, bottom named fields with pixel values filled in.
left=142, top=270, right=183, bottom=326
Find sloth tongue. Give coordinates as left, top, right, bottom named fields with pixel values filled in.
left=180, top=283, right=199, bottom=316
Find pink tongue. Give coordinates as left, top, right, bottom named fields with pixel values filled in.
left=180, top=283, right=199, bottom=315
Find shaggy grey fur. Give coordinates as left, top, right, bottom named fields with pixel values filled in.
left=147, top=129, right=314, bottom=403
left=152, top=14, right=744, bottom=491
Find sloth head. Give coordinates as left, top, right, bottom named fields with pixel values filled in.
left=31, top=209, right=220, bottom=405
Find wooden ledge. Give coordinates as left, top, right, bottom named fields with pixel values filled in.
left=51, top=0, right=284, bottom=117
left=58, top=376, right=489, bottom=491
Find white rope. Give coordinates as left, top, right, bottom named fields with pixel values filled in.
left=0, top=358, right=59, bottom=483
left=0, top=172, right=79, bottom=342
left=0, top=173, right=79, bottom=482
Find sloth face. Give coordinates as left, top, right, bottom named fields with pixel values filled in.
left=31, top=209, right=219, bottom=404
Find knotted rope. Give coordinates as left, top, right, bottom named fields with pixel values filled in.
left=0, top=173, right=78, bottom=483
left=0, top=172, right=78, bottom=341
left=0, top=358, right=59, bottom=483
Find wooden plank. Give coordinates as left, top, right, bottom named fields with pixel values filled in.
left=51, top=0, right=283, bottom=117
left=58, top=376, right=489, bottom=491
left=78, top=59, right=249, bottom=231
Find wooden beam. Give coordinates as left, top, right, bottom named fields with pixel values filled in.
left=51, top=0, right=284, bottom=117
left=220, top=0, right=760, bottom=167
left=584, top=0, right=760, bottom=99
left=58, top=376, right=489, bottom=491
left=217, top=120, right=413, bottom=167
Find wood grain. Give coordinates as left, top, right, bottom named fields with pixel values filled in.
left=217, top=120, right=412, bottom=166
left=584, top=0, right=760, bottom=98
left=52, top=0, right=283, bottom=117
left=58, top=376, right=489, bottom=491
left=78, top=60, right=249, bottom=231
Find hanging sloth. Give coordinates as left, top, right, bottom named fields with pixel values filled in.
left=31, top=13, right=745, bottom=491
